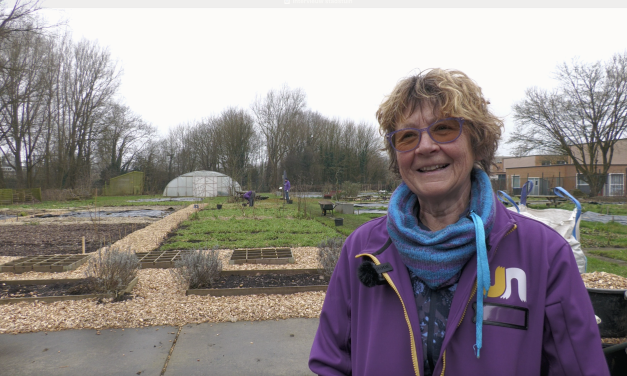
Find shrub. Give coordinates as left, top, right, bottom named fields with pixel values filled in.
left=171, top=248, right=222, bottom=289
left=340, top=181, right=361, bottom=199
left=570, top=189, right=586, bottom=198
left=85, top=246, right=139, bottom=299
left=318, top=237, right=344, bottom=279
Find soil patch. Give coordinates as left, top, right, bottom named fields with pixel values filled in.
left=0, top=223, right=150, bottom=256
left=204, top=273, right=328, bottom=289
left=0, top=278, right=98, bottom=298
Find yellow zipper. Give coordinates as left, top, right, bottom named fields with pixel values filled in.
left=439, top=224, right=518, bottom=376
left=356, top=253, right=420, bottom=376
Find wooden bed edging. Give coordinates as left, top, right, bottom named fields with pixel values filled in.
left=0, top=276, right=139, bottom=305
left=186, top=284, right=328, bottom=297
left=220, top=268, right=323, bottom=276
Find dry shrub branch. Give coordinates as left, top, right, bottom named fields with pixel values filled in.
left=85, top=246, right=139, bottom=298
left=171, top=248, right=222, bottom=289
left=318, top=237, right=344, bottom=279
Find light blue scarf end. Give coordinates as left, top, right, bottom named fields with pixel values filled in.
left=470, top=210, right=490, bottom=359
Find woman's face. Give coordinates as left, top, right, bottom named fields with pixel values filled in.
left=396, top=106, right=477, bottom=204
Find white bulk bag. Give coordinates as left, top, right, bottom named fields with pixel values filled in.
left=498, top=185, right=586, bottom=273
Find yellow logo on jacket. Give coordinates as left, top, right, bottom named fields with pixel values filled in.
left=487, top=266, right=527, bottom=302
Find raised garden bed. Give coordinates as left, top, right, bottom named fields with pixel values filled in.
left=0, top=254, right=91, bottom=273
left=186, top=268, right=327, bottom=297
left=229, top=247, right=294, bottom=265
left=135, top=250, right=191, bottom=269
left=0, top=276, right=138, bottom=305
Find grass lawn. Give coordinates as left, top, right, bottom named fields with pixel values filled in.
left=586, top=256, right=627, bottom=278
left=160, top=193, right=388, bottom=250
left=587, top=249, right=627, bottom=263
left=159, top=196, right=385, bottom=250
left=580, top=221, right=627, bottom=248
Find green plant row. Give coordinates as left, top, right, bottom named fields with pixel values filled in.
left=586, top=256, right=627, bottom=278
left=159, top=197, right=386, bottom=250
left=580, top=221, right=627, bottom=249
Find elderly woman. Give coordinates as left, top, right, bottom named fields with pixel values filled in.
left=309, top=69, right=608, bottom=376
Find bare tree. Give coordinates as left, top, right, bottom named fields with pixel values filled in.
left=353, top=121, right=382, bottom=183
left=0, top=0, right=57, bottom=188
left=133, top=138, right=170, bottom=194
left=282, top=110, right=321, bottom=184
left=0, top=0, right=44, bottom=42
left=0, top=28, right=51, bottom=188
left=189, top=117, right=219, bottom=172
left=0, top=1, right=62, bottom=113
left=96, top=101, right=156, bottom=183
left=165, top=123, right=198, bottom=178
left=251, top=84, right=306, bottom=190
left=508, top=52, right=627, bottom=197
left=54, top=37, right=121, bottom=188
left=214, top=107, right=256, bottom=188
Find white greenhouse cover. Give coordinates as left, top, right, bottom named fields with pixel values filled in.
left=162, top=171, right=241, bottom=197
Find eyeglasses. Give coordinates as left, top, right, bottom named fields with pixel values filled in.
left=385, top=117, right=464, bottom=153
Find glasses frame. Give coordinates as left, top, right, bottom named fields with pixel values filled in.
left=385, top=117, right=465, bottom=153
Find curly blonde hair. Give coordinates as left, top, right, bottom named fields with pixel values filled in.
left=376, top=69, right=503, bottom=175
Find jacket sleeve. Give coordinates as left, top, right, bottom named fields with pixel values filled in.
left=541, top=240, right=609, bottom=376
left=309, top=243, right=352, bottom=375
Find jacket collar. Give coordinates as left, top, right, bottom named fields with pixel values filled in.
left=487, top=193, right=518, bottom=251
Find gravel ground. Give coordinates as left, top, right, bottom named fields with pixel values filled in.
left=1, top=203, right=626, bottom=337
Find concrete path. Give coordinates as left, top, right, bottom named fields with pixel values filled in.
left=0, top=318, right=319, bottom=376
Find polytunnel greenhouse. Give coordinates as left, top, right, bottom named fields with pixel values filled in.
left=162, top=171, right=241, bottom=197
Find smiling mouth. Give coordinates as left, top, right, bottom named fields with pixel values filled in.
left=418, top=164, right=449, bottom=172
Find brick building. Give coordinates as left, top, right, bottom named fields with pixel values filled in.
left=501, top=139, right=627, bottom=197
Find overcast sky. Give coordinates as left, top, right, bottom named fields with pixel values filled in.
left=39, top=1, right=627, bottom=156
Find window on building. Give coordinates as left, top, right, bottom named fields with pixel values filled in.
left=555, top=160, right=566, bottom=165
left=541, top=161, right=551, bottom=166
left=577, top=174, right=590, bottom=195
left=511, top=175, right=521, bottom=195
left=605, top=174, right=624, bottom=197
left=512, top=175, right=520, bottom=188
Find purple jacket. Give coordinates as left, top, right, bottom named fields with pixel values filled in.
left=284, top=180, right=291, bottom=192
left=309, top=197, right=608, bottom=376
left=243, top=191, right=253, bottom=199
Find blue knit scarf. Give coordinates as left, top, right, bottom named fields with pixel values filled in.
left=387, top=168, right=494, bottom=289
left=387, top=168, right=495, bottom=357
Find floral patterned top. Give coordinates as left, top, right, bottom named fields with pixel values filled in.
left=409, top=270, right=457, bottom=376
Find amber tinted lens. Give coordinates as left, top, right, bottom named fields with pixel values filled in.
left=392, top=129, right=421, bottom=151
left=429, top=119, right=461, bottom=143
